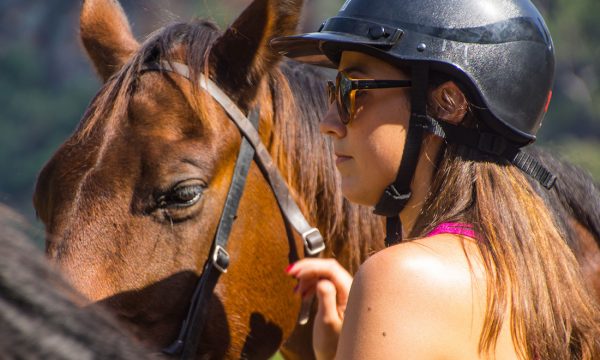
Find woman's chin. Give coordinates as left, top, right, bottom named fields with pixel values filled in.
left=340, top=178, right=379, bottom=207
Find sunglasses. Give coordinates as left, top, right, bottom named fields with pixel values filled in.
left=327, top=71, right=412, bottom=124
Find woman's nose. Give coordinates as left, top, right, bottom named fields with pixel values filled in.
left=319, top=104, right=346, bottom=138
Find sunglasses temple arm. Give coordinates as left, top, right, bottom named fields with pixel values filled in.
left=355, top=80, right=412, bottom=89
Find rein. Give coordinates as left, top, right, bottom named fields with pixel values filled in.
left=141, top=61, right=325, bottom=358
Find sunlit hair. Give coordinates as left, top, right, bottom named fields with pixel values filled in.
left=411, top=106, right=600, bottom=358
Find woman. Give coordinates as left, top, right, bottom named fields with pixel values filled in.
left=271, top=0, right=600, bottom=359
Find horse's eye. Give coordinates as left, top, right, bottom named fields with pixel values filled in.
left=158, top=181, right=205, bottom=209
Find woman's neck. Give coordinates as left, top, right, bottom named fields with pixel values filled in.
left=399, top=135, right=443, bottom=235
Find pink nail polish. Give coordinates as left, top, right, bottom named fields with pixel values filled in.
left=285, top=263, right=295, bottom=273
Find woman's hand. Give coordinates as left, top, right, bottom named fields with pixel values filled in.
left=286, top=258, right=353, bottom=360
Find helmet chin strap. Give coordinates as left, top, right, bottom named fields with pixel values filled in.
left=374, top=63, right=430, bottom=247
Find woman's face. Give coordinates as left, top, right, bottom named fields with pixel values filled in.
left=320, top=51, right=411, bottom=206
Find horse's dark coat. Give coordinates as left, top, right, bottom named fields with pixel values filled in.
left=0, top=204, right=153, bottom=359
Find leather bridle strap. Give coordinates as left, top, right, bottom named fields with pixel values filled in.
left=142, top=61, right=325, bottom=358
left=153, top=61, right=325, bottom=257
left=162, top=108, right=260, bottom=357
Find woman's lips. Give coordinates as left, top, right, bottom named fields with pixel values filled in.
left=335, top=154, right=352, bottom=165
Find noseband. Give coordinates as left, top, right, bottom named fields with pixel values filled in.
left=142, top=61, right=325, bottom=358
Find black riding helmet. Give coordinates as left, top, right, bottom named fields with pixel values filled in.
left=271, top=0, right=556, bottom=245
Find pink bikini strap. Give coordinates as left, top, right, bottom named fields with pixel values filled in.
left=427, top=222, right=476, bottom=239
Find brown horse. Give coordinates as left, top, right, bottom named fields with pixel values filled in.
left=32, top=0, right=600, bottom=359
left=33, top=0, right=382, bottom=358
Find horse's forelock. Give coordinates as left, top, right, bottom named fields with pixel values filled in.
left=73, top=20, right=222, bottom=144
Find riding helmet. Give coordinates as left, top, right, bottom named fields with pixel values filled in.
left=271, top=0, right=555, bottom=145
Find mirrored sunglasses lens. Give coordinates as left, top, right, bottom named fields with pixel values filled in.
left=335, top=73, right=351, bottom=124
left=339, top=74, right=353, bottom=124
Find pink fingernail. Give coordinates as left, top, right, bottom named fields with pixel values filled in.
left=285, top=263, right=295, bottom=273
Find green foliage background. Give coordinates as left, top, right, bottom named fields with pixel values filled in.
left=0, top=0, right=598, bottom=222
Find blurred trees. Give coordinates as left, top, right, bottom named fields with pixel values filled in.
left=536, top=0, right=600, bottom=140
left=535, top=0, right=600, bottom=183
left=0, top=0, right=598, bottom=219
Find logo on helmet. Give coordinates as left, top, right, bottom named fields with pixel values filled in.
left=544, top=90, right=553, bottom=113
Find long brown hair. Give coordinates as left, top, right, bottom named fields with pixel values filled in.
left=412, top=129, right=600, bottom=358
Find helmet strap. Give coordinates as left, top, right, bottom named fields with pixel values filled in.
left=422, top=117, right=556, bottom=188
left=374, top=63, right=430, bottom=247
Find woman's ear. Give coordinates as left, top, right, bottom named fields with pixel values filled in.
left=428, top=81, right=468, bottom=125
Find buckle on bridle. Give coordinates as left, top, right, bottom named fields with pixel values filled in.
left=302, top=228, right=325, bottom=256
left=212, top=245, right=230, bottom=273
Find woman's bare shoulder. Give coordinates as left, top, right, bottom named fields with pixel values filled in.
left=336, top=234, right=487, bottom=359
left=359, top=234, right=486, bottom=297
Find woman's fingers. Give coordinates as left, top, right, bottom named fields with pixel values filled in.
left=316, top=279, right=344, bottom=325
left=285, top=259, right=351, bottom=359
left=295, top=276, right=318, bottom=297
left=288, top=258, right=343, bottom=277
left=287, top=258, right=353, bottom=303
left=313, top=279, right=344, bottom=360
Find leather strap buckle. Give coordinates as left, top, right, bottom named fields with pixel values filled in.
left=302, top=228, right=325, bottom=256
left=212, top=245, right=230, bottom=273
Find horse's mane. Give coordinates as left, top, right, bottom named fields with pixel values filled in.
left=525, top=147, right=600, bottom=251
left=73, top=19, right=384, bottom=273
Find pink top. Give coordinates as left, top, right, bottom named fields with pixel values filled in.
left=427, top=222, right=476, bottom=239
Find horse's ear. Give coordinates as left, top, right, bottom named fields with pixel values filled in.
left=80, top=0, right=139, bottom=82
left=210, top=0, right=304, bottom=108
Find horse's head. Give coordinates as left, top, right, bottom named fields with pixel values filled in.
left=33, top=0, right=327, bottom=357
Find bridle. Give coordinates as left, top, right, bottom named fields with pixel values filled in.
left=141, top=61, right=325, bottom=358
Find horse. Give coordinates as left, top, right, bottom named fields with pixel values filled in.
left=33, top=0, right=383, bottom=358
left=0, top=203, right=153, bottom=359
left=32, top=0, right=600, bottom=358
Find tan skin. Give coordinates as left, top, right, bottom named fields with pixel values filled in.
left=287, top=52, right=521, bottom=359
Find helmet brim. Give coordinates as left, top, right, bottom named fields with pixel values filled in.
left=271, top=31, right=396, bottom=68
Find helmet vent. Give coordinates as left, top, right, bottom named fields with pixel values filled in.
left=321, top=17, right=404, bottom=48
